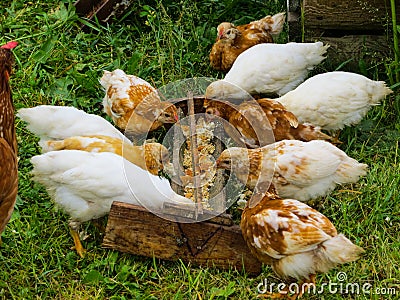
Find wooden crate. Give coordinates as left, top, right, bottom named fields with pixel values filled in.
left=287, top=0, right=400, bottom=70
left=102, top=202, right=262, bottom=275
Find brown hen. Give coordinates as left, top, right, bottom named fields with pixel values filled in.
left=0, top=41, right=18, bottom=242
left=100, top=69, right=178, bottom=136
left=241, top=185, right=364, bottom=298
left=204, top=98, right=332, bottom=148
left=209, top=12, right=285, bottom=72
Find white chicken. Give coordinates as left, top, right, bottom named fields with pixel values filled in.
left=18, top=105, right=174, bottom=176
left=276, top=71, right=393, bottom=130
left=17, top=105, right=125, bottom=141
left=205, top=42, right=329, bottom=99
left=30, top=150, right=194, bottom=257
left=216, top=140, right=367, bottom=202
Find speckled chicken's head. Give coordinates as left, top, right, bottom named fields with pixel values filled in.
left=216, top=147, right=250, bottom=171
left=216, top=22, right=237, bottom=39
left=203, top=98, right=221, bottom=118
left=144, top=142, right=171, bottom=174
left=205, top=80, right=252, bottom=102
left=157, top=101, right=179, bottom=124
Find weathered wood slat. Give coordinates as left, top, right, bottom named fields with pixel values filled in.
left=320, top=35, right=391, bottom=69
left=102, top=202, right=262, bottom=275
left=287, top=0, right=397, bottom=70
left=287, top=0, right=302, bottom=42
left=302, top=0, right=398, bottom=31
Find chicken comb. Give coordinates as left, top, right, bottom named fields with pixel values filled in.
left=1, top=41, right=18, bottom=50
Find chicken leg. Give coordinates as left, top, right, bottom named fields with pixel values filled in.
left=69, top=220, right=86, bottom=257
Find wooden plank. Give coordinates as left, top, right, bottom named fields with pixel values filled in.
left=102, top=202, right=262, bottom=275
left=287, top=0, right=302, bottom=42
left=317, top=35, right=391, bottom=71
left=302, top=0, right=398, bottom=32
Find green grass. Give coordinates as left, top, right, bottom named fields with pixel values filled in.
left=1, top=0, right=399, bottom=299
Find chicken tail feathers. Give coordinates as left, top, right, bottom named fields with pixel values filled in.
left=292, top=123, right=334, bottom=143
left=336, top=158, right=368, bottom=184
left=253, top=12, right=286, bottom=36
left=317, top=234, right=364, bottom=272
left=370, top=81, right=393, bottom=105
left=269, top=12, right=286, bottom=36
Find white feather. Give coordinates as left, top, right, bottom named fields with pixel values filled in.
left=278, top=71, right=393, bottom=130
left=206, top=42, right=329, bottom=99
left=17, top=105, right=126, bottom=141
left=267, top=140, right=368, bottom=200
left=30, top=150, right=194, bottom=222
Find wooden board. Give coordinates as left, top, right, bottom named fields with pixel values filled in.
left=318, top=35, right=391, bottom=71
left=302, top=0, right=398, bottom=32
left=286, top=0, right=396, bottom=70
left=102, top=202, right=262, bottom=275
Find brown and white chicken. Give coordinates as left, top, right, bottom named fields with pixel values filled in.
left=40, top=135, right=171, bottom=176
left=241, top=185, right=364, bottom=298
left=210, top=12, right=285, bottom=72
left=100, top=69, right=178, bottom=136
left=204, top=98, right=332, bottom=148
left=0, top=41, right=18, bottom=243
left=216, top=140, right=367, bottom=201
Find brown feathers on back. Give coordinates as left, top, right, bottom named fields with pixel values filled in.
left=0, top=44, right=18, bottom=237
left=209, top=12, right=285, bottom=72
left=204, top=98, right=332, bottom=148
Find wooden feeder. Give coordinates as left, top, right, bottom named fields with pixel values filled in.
left=287, top=0, right=400, bottom=71
left=102, top=95, right=262, bottom=275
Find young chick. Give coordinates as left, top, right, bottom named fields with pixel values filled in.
left=210, top=12, right=285, bottom=72
left=216, top=140, right=367, bottom=201
left=276, top=71, right=393, bottom=130
left=100, top=69, right=178, bottom=135
left=40, top=135, right=170, bottom=176
left=241, top=185, right=364, bottom=298
left=17, top=105, right=126, bottom=141
left=206, top=42, right=329, bottom=99
left=30, top=150, right=194, bottom=257
left=204, top=98, right=332, bottom=148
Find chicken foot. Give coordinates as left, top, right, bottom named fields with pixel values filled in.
left=69, top=220, right=86, bottom=258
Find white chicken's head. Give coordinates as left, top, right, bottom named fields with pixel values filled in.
left=205, top=80, right=252, bottom=102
